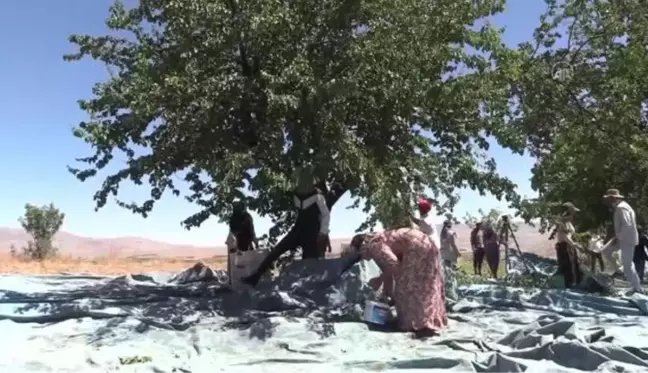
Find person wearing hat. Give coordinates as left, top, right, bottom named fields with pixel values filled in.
left=553, top=202, right=582, bottom=288
left=347, top=228, right=448, bottom=335
left=409, top=197, right=441, bottom=249
left=601, top=189, right=642, bottom=294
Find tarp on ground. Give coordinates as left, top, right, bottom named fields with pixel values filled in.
left=0, top=250, right=647, bottom=372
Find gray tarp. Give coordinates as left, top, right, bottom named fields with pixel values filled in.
left=0, top=252, right=647, bottom=372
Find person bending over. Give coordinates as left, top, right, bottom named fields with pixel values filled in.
left=242, top=171, right=330, bottom=287
left=350, top=228, right=447, bottom=336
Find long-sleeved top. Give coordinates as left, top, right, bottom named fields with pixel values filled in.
left=613, top=201, right=639, bottom=247
left=228, top=211, right=256, bottom=251
left=440, top=229, right=459, bottom=263
left=483, top=229, right=499, bottom=247
left=556, top=221, right=575, bottom=244
left=414, top=213, right=441, bottom=249
left=293, top=190, right=330, bottom=235
left=635, top=234, right=648, bottom=261
left=470, top=228, right=483, bottom=248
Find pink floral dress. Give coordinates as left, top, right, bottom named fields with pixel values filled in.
left=361, top=228, right=448, bottom=332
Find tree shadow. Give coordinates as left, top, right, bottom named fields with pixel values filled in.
left=0, top=258, right=382, bottom=349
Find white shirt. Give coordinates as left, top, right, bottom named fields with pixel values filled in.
left=613, top=201, right=638, bottom=247
left=440, top=229, right=458, bottom=263
left=588, top=235, right=603, bottom=252
left=293, top=193, right=330, bottom=234
left=415, top=213, right=440, bottom=249
left=556, top=221, right=575, bottom=243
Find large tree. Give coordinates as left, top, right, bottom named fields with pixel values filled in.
left=505, top=0, right=648, bottom=232
left=66, top=0, right=524, bottom=242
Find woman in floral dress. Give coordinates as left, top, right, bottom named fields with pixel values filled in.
left=350, top=227, right=447, bottom=334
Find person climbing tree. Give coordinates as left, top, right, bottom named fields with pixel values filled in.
left=242, top=167, right=332, bottom=286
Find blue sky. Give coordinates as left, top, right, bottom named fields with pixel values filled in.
left=0, top=0, right=546, bottom=246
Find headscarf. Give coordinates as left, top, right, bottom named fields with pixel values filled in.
left=441, top=221, right=451, bottom=239
left=417, top=198, right=432, bottom=215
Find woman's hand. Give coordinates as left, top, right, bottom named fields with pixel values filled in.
left=368, top=276, right=384, bottom=290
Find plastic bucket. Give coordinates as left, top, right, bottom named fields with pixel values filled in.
left=363, top=301, right=391, bottom=325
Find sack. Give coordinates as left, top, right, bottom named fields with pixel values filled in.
left=228, top=249, right=268, bottom=289
left=225, top=232, right=237, bottom=253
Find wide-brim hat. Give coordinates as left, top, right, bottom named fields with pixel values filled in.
left=602, top=188, right=624, bottom=199
left=561, top=202, right=580, bottom=212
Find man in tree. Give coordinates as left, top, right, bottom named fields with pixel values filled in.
left=242, top=168, right=330, bottom=286
left=601, top=189, right=643, bottom=294
left=227, top=200, right=258, bottom=253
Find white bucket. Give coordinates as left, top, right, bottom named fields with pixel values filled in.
left=363, top=301, right=391, bottom=325
left=228, top=249, right=268, bottom=289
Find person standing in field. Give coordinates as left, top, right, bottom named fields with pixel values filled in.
left=470, top=222, right=485, bottom=275
left=553, top=202, right=582, bottom=288
left=227, top=200, right=258, bottom=253
left=410, top=198, right=441, bottom=249
left=439, top=221, right=460, bottom=268
left=633, top=226, right=648, bottom=283
left=482, top=222, right=500, bottom=279
left=600, top=188, right=643, bottom=295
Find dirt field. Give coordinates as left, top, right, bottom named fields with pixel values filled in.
left=0, top=223, right=555, bottom=275
left=0, top=254, right=229, bottom=275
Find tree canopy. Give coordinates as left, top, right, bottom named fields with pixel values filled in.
left=66, top=0, right=526, bottom=241
left=463, top=208, right=518, bottom=231
left=508, top=0, right=648, bottom=233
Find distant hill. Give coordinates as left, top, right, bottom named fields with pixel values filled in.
left=0, top=223, right=555, bottom=259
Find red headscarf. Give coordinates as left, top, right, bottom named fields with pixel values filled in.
left=417, top=198, right=432, bottom=214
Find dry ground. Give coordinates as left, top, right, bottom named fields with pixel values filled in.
left=0, top=223, right=555, bottom=275
left=0, top=252, right=507, bottom=276
left=0, top=254, right=230, bottom=275
left=0, top=253, right=348, bottom=275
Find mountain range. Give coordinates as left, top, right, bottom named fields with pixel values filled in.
left=0, top=224, right=556, bottom=259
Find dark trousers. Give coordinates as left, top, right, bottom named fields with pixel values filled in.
left=634, top=258, right=646, bottom=283
left=589, top=253, right=604, bottom=273
left=555, top=242, right=581, bottom=288
left=473, top=247, right=485, bottom=275
left=235, top=234, right=253, bottom=253
left=248, top=229, right=322, bottom=281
